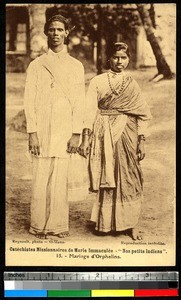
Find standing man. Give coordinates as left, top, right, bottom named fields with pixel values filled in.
left=24, top=15, right=85, bottom=239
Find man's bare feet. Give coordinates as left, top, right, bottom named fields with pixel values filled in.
left=35, top=233, right=47, bottom=239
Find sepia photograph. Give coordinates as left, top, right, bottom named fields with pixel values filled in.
left=6, top=3, right=176, bottom=266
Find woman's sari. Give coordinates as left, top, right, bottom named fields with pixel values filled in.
left=89, top=73, right=152, bottom=232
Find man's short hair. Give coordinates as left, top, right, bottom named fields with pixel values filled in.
left=44, top=14, right=69, bottom=35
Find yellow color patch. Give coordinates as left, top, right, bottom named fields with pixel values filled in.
left=91, top=290, right=134, bottom=297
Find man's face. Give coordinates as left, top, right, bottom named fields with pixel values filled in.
left=47, top=21, right=68, bottom=47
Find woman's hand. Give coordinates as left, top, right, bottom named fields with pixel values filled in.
left=137, top=140, right=145, bottom=161
left=29, top=132, right=40, bottom=156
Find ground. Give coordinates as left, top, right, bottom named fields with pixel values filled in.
left=6, top=68, right=175, bottom=245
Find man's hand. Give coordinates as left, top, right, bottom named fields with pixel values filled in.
left=67, top=134, right=80, bottom=153
left=29, top=132, right=40, bottom=156
left=78, top=140, right=90, bottom=158
left=137, top=140, right=145, bottom=161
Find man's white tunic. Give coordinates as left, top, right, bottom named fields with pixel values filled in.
left=24, top=48, right=85, bottom=158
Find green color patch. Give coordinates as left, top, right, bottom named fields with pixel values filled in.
left=48, top=290, right=91, bottom=297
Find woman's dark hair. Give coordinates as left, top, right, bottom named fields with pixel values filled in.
left=109, top=42, right=130, bottom=59
left=44, top=14, right=70, bottom=35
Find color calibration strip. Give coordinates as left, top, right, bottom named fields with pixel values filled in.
left=4, top=289, right=179, bottom=297
left=4, top=272, right=179, bottom=297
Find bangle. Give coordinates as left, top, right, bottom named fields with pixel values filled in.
left=82, top=128, right=92, bottom=136
left=138, top=135, right=146, bottom=142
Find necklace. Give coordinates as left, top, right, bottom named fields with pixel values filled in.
left=109, top=70, right=123, bottom=78
left=107, top=72, right=126, bottom=95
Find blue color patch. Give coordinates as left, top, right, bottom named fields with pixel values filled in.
left=5, top=290, right=47, bottom=297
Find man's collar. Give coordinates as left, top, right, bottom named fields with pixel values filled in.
left=48, top=46, right=68, bottom=57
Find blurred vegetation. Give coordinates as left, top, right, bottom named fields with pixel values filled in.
left=46, top=4, right=142, bottom=40
left=45, top=4, right=173, bottom=78
left=46, top=4, right=143, bottom=72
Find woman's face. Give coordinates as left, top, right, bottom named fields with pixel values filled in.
left=110, top=50, right=129, bottom=73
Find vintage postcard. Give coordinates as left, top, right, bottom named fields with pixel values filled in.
left=6, top=3, right=176, bottom=266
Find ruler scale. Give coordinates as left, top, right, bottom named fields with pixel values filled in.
left=4, top=272, right=179, bottom=297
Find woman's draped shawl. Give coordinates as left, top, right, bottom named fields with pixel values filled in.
left=90, top=75, right=152, bottom=191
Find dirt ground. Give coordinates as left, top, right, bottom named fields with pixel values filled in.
left=6, top=68, right=175, bottom=245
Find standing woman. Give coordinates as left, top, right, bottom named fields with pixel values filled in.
left=79, top=42, right=152, bottom=240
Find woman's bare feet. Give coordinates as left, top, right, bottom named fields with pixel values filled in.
left=128, top=228, right=143, bottom=240
left=54, top=232, right=70, bottom=238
